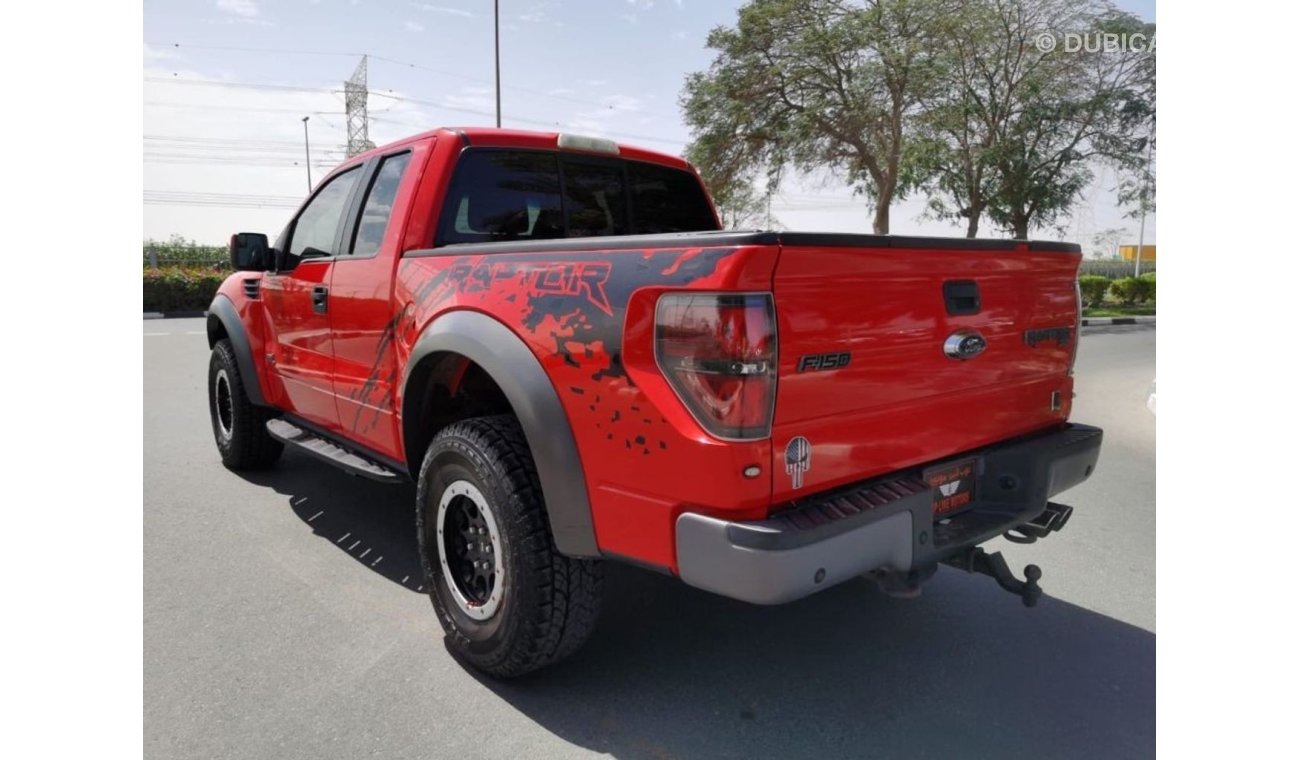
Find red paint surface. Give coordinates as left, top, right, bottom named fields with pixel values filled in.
left=218, top=127, right=1083, bottom=574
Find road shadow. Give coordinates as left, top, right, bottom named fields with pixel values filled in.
left=237, top=451, right=1154, bottom=760
left=235, top=450, right=425, bottom=593
left=467, top=563, right=1155, bottom=760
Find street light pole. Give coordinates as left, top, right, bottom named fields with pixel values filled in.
left=494, top=0, right=501, bottom=127
left=301, top=116, right=313, bottom=192
left=1134, top=136, right=1153, bottom=277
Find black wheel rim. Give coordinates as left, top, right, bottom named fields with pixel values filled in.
left=215, top=370, right=234, bottom=439
left=442, top=494, right=496, bottom=605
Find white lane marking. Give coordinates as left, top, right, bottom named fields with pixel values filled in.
left=336, top=532, right=351, bottom=544
left=401, top=575, right=410, bottom=584
left=347, top=540, right=361, bottom=551
left=307, top=510, right=324, bottom=523
left=358, top=548, right=371, bottom=559
left=371, top=557, right=383, bottom=567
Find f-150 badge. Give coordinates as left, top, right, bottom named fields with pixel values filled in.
left=785, top=436, right=812, bottom=489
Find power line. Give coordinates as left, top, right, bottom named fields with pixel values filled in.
left=150, top=40, right=678, bottom=119
left=144, top=191, right=304, bottom=209
left=145, top=76, right=337, bottom=95
left=145, top=100, right=348, bottom=117
left=148, top=74, right=686, bottom=147
left=145, top=134, right=343, bottom=147
left=365, top=91, right=684, bottom=146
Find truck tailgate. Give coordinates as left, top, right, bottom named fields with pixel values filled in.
left=769, top=235, right=1080, bottom=503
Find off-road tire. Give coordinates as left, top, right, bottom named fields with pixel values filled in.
left=208, top=339, right=283, bottom=470
left=416, top=415, right=603, bottom=678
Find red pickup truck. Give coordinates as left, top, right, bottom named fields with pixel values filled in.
left=208, top=127, right=1102, bottom=677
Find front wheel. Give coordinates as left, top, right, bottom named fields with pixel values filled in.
left=416, top=415, right=603, bottom=678
left=208, top=339, right=283, bottom=470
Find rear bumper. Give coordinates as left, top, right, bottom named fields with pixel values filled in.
left=675, top=423, right=1103, bottom=604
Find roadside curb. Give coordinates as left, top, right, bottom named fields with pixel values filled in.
left=1081, top=315, right=1155, bottom=326
left=144, top=311, right=208, bottom=320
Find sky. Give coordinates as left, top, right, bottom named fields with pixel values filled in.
left=143, top=0, right=1156, bottom=252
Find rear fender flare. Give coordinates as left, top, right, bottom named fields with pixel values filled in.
left=401, top=310, right=599, bottom=558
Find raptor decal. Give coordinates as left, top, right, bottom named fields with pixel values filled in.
left=398, top=246, right=737, bottom=455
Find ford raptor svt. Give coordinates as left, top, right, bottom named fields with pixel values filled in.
left=206, top=128, right=1103, bottom=677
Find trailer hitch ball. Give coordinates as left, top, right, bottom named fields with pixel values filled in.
left=942, top=548, right=1044, bottom=607
left=1022, top=564, right=1043, bottom=608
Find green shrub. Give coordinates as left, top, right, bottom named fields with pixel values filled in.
left=143, top=237, right=229, bottom=269
left=1109, top=276, right=1155, bottom=305
left=1078, top=275, right=1111, bottom=307
left=1134, top=275, right=1155, bottom=302
left=143, top=267, right=227, bottom=313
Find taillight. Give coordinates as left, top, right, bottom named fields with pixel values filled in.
left=1070, top=280, right=1082, bottom=375
left=654, top=293, right=777, bottom=440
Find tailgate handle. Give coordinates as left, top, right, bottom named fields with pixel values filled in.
left=943, top=280, right=981, bottom=316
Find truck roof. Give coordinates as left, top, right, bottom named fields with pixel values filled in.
left=344, top=126, right=694, bottom=173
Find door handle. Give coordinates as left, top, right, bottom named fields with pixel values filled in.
left=312, top=285, right=329, bottom=314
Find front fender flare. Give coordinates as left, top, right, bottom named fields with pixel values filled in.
left=207, top=294, right=267, bottom=407
left=402, top=310, right=599, bottom=558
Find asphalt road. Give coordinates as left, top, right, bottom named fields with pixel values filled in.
left=144, top=319, right=1155, bottom=760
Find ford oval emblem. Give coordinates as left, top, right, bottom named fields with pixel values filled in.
left=944, top=330, right=987, bottom=360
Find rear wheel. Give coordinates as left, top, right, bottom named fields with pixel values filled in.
left=208, top=339, right=283, bottom=470
left=416, top=415, right=602, bottom=678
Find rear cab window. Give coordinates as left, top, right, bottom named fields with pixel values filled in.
left=350, top=151, right=413, bottom=257
left=435, top=149, right=718, bottom=246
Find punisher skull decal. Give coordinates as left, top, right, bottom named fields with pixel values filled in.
left=785, top=436, right=812, bottom=489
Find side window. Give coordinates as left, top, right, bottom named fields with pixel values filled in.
left=436, top=151, right=563, bottom=245
left=627, top=162, right=718, bottom=234
left=350, top=152, right=412, bottom=257
left=288, top=166, right=362, bottom=258
left=561, top=159, right=628, bottom=238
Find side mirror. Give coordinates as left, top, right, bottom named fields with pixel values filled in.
left=230, top=232, right=270, bottom=272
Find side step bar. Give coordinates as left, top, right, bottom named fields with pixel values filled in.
left=265, top=418, right=403, bottom=483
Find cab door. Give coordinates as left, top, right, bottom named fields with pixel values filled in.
left=261, top=164, right=364, bottom=430
left=328, top=145, right=424, bottom=461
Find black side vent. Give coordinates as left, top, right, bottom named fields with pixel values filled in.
left=243, top=278, right=260, bottom=300
left=943, top=280, right=981, bottom=316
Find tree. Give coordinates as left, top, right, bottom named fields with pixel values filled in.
left=1093, top=11, right=1156, bottom=220
left=681, top=0, right=956, bottom=234
left=1091, top=226, right=1128, bottom=259
left=983, top=1, right=1154, bottom=238
left=697, top=171, right=779, bottom=229
left=684, top=132, right=780, bottom=229
left=913, top=0, right=1002, bottom=237
left=917, top=0, right=1155, bottom=238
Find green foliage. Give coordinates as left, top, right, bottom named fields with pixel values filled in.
left=143, top=236, right=229, bottom=269
left=682, top=0, right=1156, bottom=239
left=1093, top=12, right=1156, bottom=220
left=143, top=267, right=227, bottom=313
left=981, top=2, right=1154, bottom=238
left=1109, top=275, right=1155, bottom=306
left=681, top=0, right=954, bottom=234
left=1077, top=276, right=1111, bottom=308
